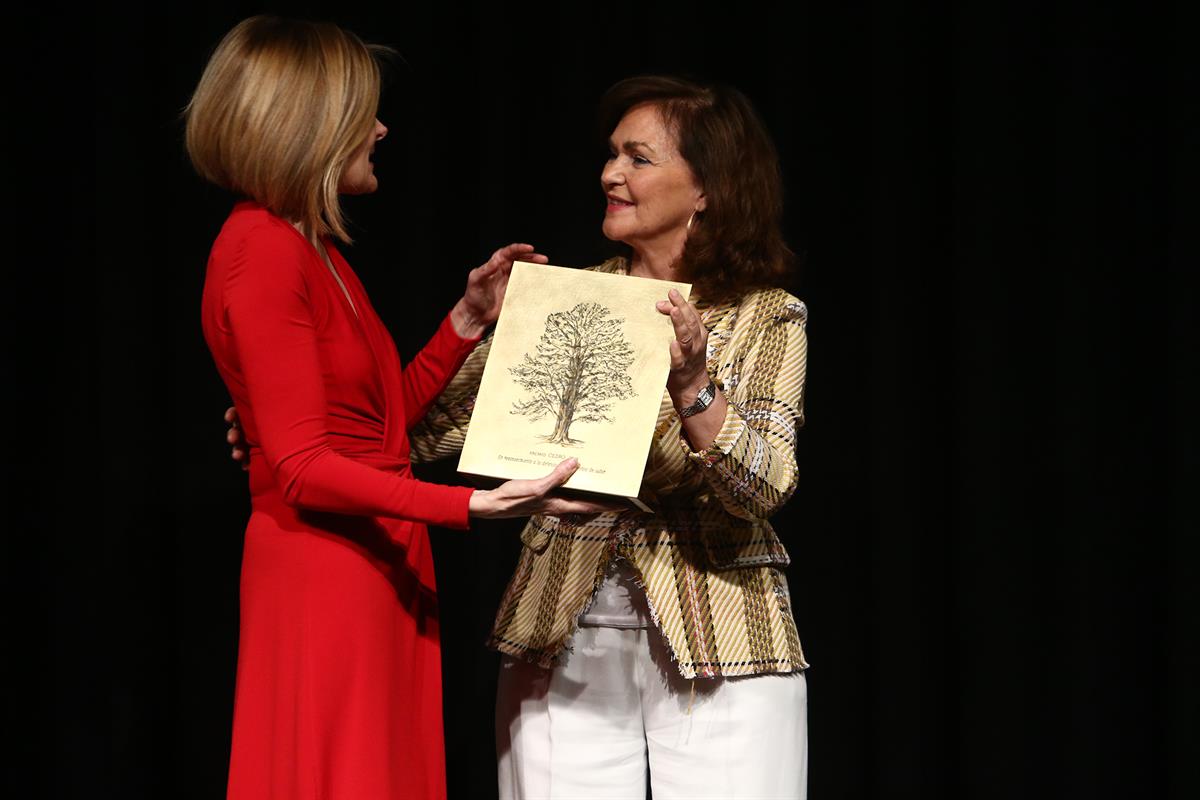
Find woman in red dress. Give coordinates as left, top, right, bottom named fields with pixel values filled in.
left=186, top=16, right=606, bottom=800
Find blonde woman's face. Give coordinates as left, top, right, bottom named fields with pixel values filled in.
left=339, top=119, right=388, bottom=195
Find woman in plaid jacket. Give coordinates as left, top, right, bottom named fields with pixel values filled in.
left=412, top=75, right=810, bottom=800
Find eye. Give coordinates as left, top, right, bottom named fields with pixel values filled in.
left=632, top=154, right=652, bottom=166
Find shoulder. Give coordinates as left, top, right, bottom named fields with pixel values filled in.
left=210, top=203, right=315, bottom=303
left=217, top=202, right=308, bottom=258
left=215, top=203, right=312, bottom=279
left=583, top=256, right=629, bottom=275
left=734, top=287, right=807, bottom=328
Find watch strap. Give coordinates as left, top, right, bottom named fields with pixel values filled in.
left=678, top=378, right=717, bottom=418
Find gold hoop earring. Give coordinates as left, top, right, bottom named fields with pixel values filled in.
left=686, top=211, right=697, bottom=232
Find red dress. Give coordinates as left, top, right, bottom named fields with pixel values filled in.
left=201, top=201, right=477, bottom=800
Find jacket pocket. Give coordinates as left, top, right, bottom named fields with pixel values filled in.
left=699, top=519, right=791, bottom=569
left=519, top=515, right=559, bottom=554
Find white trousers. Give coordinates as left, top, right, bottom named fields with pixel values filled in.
left=495, top=625, right=807, bottom=799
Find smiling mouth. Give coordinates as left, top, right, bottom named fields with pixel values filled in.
left=606, top=195, right=633, bottom=208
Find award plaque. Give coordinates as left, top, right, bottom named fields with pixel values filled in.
left=457, top=261, right=691, bottom=509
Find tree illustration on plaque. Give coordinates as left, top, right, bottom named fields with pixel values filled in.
left=509, top=303, right=637, bottom=445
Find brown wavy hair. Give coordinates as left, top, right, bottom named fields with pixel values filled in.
left=599, top=76, right=794, bottom=304
left=185, top=16, right=389, bottom=242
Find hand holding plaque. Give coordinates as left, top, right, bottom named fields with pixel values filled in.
left=457, top=261, right=691, bottom=509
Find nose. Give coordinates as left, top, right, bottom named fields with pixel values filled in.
left=375, top=119, right=388, bottom=141
left=601, top=157, right=624, bottom=189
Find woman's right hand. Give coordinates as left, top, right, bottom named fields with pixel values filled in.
left=450, top=243, right=549, bottom=339
left=468, top=458, right=620, bottom=519
left=225, top=406, right=249, bottom=471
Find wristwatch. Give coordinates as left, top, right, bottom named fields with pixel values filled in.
left=678, top=378, right=717, bottom=418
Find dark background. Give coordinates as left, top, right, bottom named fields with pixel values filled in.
left=9, top=2, right=1195, bottom=798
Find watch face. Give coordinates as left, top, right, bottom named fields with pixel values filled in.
left=681, top=379, right=716, bottom=417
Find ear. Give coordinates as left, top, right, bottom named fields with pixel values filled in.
left=695, top=192, right=707, bottom=212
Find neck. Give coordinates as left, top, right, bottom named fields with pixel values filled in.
left=292, top=222, right=333, bottom=267
left=291, top=221, right=317, bottom=246
left=628, top=232, right=689, bottom=281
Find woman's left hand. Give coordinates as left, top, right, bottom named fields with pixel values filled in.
left=656, top=289, right=709, bottom=401
left=451, top=243, right=548, bottom=338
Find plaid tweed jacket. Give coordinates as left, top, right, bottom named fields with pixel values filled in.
left=409, top=258, right=808, bottom=679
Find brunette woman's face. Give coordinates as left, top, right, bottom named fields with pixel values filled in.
left=600, top=103, right=705, bottom=252
left=339, top=118, right=388, bottom=194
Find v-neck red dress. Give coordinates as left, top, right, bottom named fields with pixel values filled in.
left=201, top=201, right=477, bottom=800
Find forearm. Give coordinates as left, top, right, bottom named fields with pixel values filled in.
left=683, top=293, right=807, bottom=521
left=275, top=446, right=474, bottom=529
left=682, top=399, right=799, bottom=520
left=408, top=334, right=492, bottom=463
left=675, top=378, right=729, bottom=451
left=402, top=313, right=482, bottom=427
left=449, top=297, right=490, bottom=340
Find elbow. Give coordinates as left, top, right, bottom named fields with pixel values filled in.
left=764, top=459, right=800, bottom=518
left=724, top=463, right=798, bottom=522
left=278, top=469, right=308, bottom=508
left=281, top=481, right=305, bottom=508
left=270, top=452, right=317, bottom=509
left=758, top=468, right=799, bottom=520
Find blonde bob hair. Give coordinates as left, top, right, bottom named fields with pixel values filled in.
left=186, top=16, right=387, bottom=242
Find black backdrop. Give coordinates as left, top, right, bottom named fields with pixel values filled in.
left=9, top=2, right=1196, bottom=798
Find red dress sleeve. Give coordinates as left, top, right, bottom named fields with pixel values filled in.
left=401, top=313, right=481, bottom=429
left=223, top=225, right=475, bottom=529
